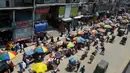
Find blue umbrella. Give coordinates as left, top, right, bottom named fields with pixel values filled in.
left=77, top=37, right=85, bottom=43
left=89, top=36, right=93, bottom=40
left=69, top=57, right=77, bottom=64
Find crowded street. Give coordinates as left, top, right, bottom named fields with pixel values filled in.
left=0, top=1, right=130, bottom=73
left=9, top=22, right=130, bottom=73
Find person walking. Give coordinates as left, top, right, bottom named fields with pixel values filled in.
left=19, top=61, right=26, bottom=73
left=20, top=43, right=25, bottom=53
left=105, top=35, right=109, bottom=42
left=75, top=60, right=81, bottom=72
left=100, top=46, right=105, bottom=55
left=88, top=54, right=95, bottom=64
left=80, top=65, right=85, bottom=73
left=14, top=42, right=20, bottom=54
left=51, top=36, right=54, bottom=44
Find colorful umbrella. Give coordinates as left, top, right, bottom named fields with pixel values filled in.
left=94, top=24, right=101, bottom=27
left=67, top=42, right=75, bottom=48
left=57, top=41, right=63, bottom=46
left=92, top=30, right=97, bottom=34
left=78, top=31, right=84, bottom=35
left=35, top=46, right=48, bottom=54
left=73, top=37, right=85, bottom=43
left=32, top=62, right=47, bottom=73
left=71, top=31, right=77, bottom=36
left=97, top=28, right=106, bottom=33
left=110, top=23, right=115, bottom=27
left=0, top=51, right=16, bottom=61
left=98, top=22, right=105, bottom=26
left=69, top=57, right=77, bottom=64
left=104, top=25, right=112, bottom=28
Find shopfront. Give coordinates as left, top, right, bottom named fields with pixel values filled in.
left=13, top=20, right=33, bottom=41
left=35, top=7, right=50, bottom=22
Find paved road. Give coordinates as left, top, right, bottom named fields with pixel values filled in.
left=12, top=26, right=130, bottom=73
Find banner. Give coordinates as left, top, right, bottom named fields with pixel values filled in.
left=64, top=5, right=71, bottom=18
left=35, top=8, right=49, bottom=14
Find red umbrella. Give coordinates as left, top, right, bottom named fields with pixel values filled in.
left=110, top=24, right=115, bottom=27
left=94, top=24, right=101, bottom=27
left=97, top=28, right=106, bottom=33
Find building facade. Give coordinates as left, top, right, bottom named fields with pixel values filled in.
left=0, top=0, right=123, bottom=42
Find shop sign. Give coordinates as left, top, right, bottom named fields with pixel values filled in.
left=35, top=8, right=49, bottom=14
left=16, top=20, right=32, bottom=28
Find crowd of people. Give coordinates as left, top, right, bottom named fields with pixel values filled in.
left=0, top=12, right=130, bottom=73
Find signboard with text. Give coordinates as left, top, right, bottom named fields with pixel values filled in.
left=16, top=20, right=32, bottom=28
left=35, top=8, right=49, bottom=14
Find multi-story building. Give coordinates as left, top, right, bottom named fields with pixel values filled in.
left=0, top=0, right=87, bottom=43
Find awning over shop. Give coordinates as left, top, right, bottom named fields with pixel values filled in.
left=35, top=22, right=48, bottom=33
left=62, top=18, right=72, bottom=22
left=74, top=15, right=83, bottom=19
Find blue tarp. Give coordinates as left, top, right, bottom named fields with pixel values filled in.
left=69, top=57, right=77, bottom=64
left=25, top=49, right=34, bottom=55
left=35, top=22, right=48, bottom=33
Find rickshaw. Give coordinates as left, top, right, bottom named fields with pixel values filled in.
left=67, top=57, right=77, bottom=71
left=94, top=60, right=109, bottom=73
left=23, top=49, right=35, bottom=64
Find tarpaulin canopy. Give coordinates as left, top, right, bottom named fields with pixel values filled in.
left=35, top=22, right=48, bottom=33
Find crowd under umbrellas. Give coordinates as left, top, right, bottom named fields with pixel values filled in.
left=0, top=14, right=129, bottom=73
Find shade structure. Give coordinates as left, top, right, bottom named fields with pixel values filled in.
left=69, top=57, right=77, bottom=64
left=0, top=51, right=16, bottom=61
left=57, top=41, right=63, bottom=46
left=25, top=49, right=34, bottom=56
left=32, top=62, right=47, bottom=73
left=71, top=31, right=77, bottom=36
left=104, top=25, right=112, bottom=28
left=97, top=28, right=106, bottom=33
left=110, top=23, right=115, bottom=27
left=67, top=42, right=75, bottom=48
left=94, top=24, right=101, bottom=27
left=98, top=22, right=105, bottom=26
left=92, top=30, right=97, bottom=34
left=73, top=37, right=85, bottom=43
left=35, top=46, right=48, bottom=54
left=78, top=31, right=83, bottom=35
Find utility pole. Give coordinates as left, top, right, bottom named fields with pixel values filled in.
left=32, top=0, right=36, bottom=40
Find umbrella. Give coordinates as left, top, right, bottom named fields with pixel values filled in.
left=110, top=23, right=115, bottom=27
left=69, top=57, right=77, bottom=64
left=67, top=42, right=75, bottom=48
left=73, top=37, right=85, bottom=43
left=57, top=41, right=63, bottom=46
left=78, top=31, right=84, bottom=35
left=32, top=62, right=47, bottom=73
left=97, top=28, right=106, bottom=33
left=98, top=22, right=105, bottom=26
left=92, top=30, right=97, bottom=34
left=89, top=36, right=93, bottom=40
left=104, top=25, right=112, bottom=28
left=94, top=24, right=101, bottom=27
left=25, top=49, right=34, bottom=56
left=71, top=31, right=77, bottom=36
left=35, top=46, right=48, bottom=54
left=0, top=51, right=16, bottom=61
